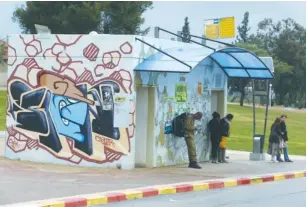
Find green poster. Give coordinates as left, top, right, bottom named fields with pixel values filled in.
left=175, top=84, right=187, bottom=103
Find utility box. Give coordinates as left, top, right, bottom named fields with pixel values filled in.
left=250, top=134, right=265, bottom=161
left=253, top=134, right=265, bottom=153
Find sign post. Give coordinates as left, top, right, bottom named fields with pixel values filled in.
left=250, top=79, right=266, bottom=161
left=249, top=57, right=274, bottom=161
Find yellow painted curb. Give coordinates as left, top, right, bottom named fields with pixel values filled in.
left=156, top=186, right=176, bottom=195
left=274, top=174, right=285, bottom=181
left=294, top=172, right=305, bottom=178
left=39, top=201, right=65, bottom=207
left=223, top=179, right=238, bottom=188
left=86, top=195, right=108, bottom=206
left=21, top=171, right=307, bottom=207
left=251, top=177, right=263, bottom=185
left=124, top=190, right=143, bottom=200
left=192, top=182, right=209, bottom=191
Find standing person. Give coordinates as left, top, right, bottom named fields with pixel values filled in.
left=269, top=118, right=283, bottom=162
left=208, top=112, right=221, bottom=164
left=184, top=112, right=203, bottom=169
left=280, top=114, right=293, bottom=162
left=218, top=114, right=234, bottom=163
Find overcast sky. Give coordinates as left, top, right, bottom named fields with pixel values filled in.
left=0, top=1, right=306, bottom=42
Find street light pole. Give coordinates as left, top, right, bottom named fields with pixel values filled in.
left=269, top=84, right=272, bottom=107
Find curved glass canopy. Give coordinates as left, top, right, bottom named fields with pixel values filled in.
left=208, top=47, right=274, bottom=79
left=134, top=39, right=274, bottom=80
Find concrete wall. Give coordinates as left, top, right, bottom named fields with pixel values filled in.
left=134, top=37, right=227, bottom=167
left=5, top=34, right=228, bottom=169
left=5, top=34, right=136, bottom=169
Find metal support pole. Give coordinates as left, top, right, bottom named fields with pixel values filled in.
left=263, top=80, right=270, bottom=146
left=252, top=80, right=256, bottom=137
left=201, top=35, right=206, bottom=45
left=177, top=31, right=182, bottom=42
left=269, top=84, right=272, bottom=107
left=154, top=27, right=159, bottom=38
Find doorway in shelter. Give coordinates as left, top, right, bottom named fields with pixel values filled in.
left=211, top=90, right=225, bottom=118
left=134, top=86, right=155, bottom=168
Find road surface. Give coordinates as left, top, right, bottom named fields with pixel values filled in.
left=105, top=178, right=306, bottom=207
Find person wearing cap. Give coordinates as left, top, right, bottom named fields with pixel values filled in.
left=218, top=114, right=234, bottom=163
left=184, top=112, right=203, bottom=169
left=208, top=111, right=221, bottom=164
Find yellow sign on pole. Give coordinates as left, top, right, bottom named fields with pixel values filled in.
left=219, top=17, right=235, bottom=39
left=205, top=24, right=219, bottom=39
left=204, top=16, right=235, bottom=39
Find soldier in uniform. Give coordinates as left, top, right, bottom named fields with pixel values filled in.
left=184, top=112, right=203, bottom=169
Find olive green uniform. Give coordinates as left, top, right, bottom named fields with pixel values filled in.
left=184, top=114, right=197, bottom=162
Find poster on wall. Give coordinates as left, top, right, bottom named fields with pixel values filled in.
left=175, top=84, right=187, bottom=103
left=197, top=82, right=202, bottom=95
left=114, top=94, right=130, bottom=127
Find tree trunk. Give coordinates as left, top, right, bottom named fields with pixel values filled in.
left=239, top=90, right=245, bottom=106
left=279, top=95, right=284, bottom=106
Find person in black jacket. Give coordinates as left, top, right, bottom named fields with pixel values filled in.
left=208, top=112, right=221, bottom=164
left=280, top=114, right=293, bottom=162
left=269, top=117, right=283, bottom=163
left=218, top=114, right=234, bottom=163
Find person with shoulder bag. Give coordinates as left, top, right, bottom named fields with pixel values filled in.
left=269, top=117, right=283, bottom=163
left=218, top=114, right=234, bottom=163
left=169, top=112, right=203, bottom=169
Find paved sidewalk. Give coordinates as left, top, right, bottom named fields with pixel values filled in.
left=0, top=134, right=305, bottom=205
left=0, top=150, right=305, bottom=205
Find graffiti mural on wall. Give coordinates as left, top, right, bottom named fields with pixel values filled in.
left=6, top=35, right=135, bottom=164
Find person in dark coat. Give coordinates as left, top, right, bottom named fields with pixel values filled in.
left=218, top=114, right=234, bottom=163
left=280, top=114, right=293, bottom=162
left=208, top=112, right=221, bottom=164
left=269, top=117, right=283, bottom=163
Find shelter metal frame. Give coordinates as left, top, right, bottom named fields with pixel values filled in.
left=139, top=27, right=274, bottom=153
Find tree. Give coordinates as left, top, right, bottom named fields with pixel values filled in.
left=236, top=12, right=251, bottom=43
left=0, top=40, right=6, bottom=66
left=12, top=2, right=152, bottom=35
left=253, top=18, right=306, bottom=107
left=100, top=1, right=152, bottom=35
left=230, top=11, right=252, bottom=106
left=181, top=17, right=191, bottom=43
left=271, top=60, right=294, bottom=106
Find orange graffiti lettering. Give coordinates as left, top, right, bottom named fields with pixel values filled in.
left=95, top=135, right=115, bottom=147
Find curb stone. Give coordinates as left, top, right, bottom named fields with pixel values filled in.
left=8, top=170, right=306, bottom=207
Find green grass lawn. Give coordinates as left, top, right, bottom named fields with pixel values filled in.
left=0, top=91, right=6, bottom=131
left=227, top=104, right=306, bottom=156
left=0, top=90, right=305, bottom=155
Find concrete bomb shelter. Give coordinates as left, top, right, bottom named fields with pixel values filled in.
left=4, top=28, right=273, bottom=169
